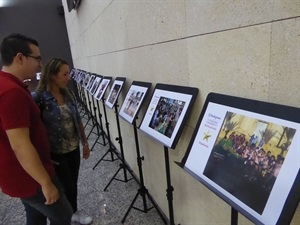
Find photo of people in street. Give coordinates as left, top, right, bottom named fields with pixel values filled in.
left=149, top=97, right=186, bottom=138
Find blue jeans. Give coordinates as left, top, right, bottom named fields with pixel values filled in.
left=21, top=176, right=73, bottom=225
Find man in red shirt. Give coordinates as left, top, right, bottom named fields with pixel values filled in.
left=0, top=33, right=72, bottom=225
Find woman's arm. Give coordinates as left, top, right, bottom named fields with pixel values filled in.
left=78, top=120, right=90, bottom=159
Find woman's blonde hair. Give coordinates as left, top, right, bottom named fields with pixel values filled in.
left=36, top=58, right=72, bottom=99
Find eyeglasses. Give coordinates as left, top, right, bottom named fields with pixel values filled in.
left=24, top=54, right=42, bottom=63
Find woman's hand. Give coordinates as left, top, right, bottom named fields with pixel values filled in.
left=82, top=144, right=90, bottom=159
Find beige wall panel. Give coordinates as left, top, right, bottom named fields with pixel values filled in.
left=186, top=0, right=299, bottom=37
left=87, top=50, right=132, bottom=76
left=172, top=164, right=232, bottom=225
left=82, top=2, right=129, bottom=56
left=269, top=18, right=300, bottom=107
left=71, top=37, right=88, bottom=60
left=187, top=24, right=271, bottom=126
left=128, top=40, right=189, bottom=86
left=125, top=0, right=186, bottom=47
left=272, top=0, right=300, bottom=18
left=63, top=0, right=113, bottom=45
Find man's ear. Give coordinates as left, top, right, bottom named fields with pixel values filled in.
left=15, top=53, right=24, bottom=65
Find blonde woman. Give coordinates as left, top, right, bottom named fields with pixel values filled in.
left=32, top=58, right=92, bottom=225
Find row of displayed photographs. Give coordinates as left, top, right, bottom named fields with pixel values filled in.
left=71, top=68, right=198, bottom=149
left=71, top=68, right=299, bottom=225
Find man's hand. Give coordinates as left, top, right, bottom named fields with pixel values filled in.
left=42, top=182, right=59, bottom=205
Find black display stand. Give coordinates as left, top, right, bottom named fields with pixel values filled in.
left=74, top=76, right=86, bottom=115
left=80, top=85, right=91, bottom=122
left=92, top=98, right=120, bottom=170
left=121, top=120, right=167, bottom=224
left=231, top=208, right=238, bottom=225
left=164, top=145, right=176, bottom=225
left=87, top=98, right=107, bottom=151
left=138, top=83, right=198, bottom=225
left=83, top=91, right=94, bottom=129
left=85, top=74, right=106, bottom=148
left=103, top=101, right=136, bottom=191
left=180, top=92, right=300, bottom=225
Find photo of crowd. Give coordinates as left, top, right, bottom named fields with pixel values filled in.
left=203, top=111, right=296, bottom=214
left=149, top=97, right=186, bottom=138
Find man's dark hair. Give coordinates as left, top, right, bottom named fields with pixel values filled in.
left=0, top=33, right=39, bottom=66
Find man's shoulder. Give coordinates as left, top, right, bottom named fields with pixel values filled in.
left=0, top=77, right=22, bottom=95
left=0, top=71, right=27, bottom=92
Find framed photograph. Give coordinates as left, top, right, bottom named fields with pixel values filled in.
left=89, top=75, right=102, bottom=95
left=86, top=74, right=96, bottom=91
left=180, top=92, right=300, bottom=225
left=70, top=68, right=76, bottom=79
left=82, top=72, right=91, bottom=89
left=105, top=77, right=126, bottom=109
left=119, top=81, right=152, bottom=124
left=75, top=70, right=82, bottom=84
left=139, top=83, right=198, bottom=149
left=94, top=76, right=112, bottom=100
left=74, top=69, right=83, bottom=84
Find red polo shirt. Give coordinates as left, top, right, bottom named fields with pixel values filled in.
left=0, top=71, right=55, bottom=198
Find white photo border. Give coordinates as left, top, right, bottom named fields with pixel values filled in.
left=105, top=77, right=126, bottom=109
left=89, top=76, right=102, bottom=95
left=119, top=81, right=151, bottom=124
left=139, top=83, right=198, bottom=149
left=94, top=77, right=112, bottom=100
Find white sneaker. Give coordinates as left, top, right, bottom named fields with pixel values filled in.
left=71, top=212, right=93, bottom=225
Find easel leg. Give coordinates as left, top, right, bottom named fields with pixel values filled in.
left=92, top=147, right=119, bottom=170
left=103, top=163, right=134, bottom=191
left=164, top=146, right=175, bottom=225
left=121, top=121, right=167, bottom=224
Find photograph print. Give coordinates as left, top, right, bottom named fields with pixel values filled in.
left=82, top=72, right=91, bottom=89
left=89, top=76, right=102, bottom=95
left=203, top=111, right=296, bottom=214
left=183, top=97, right=300, bottom=225
left=86, top=74, right=96, bottom=91
left=70, top=68, right=76, bottom=80
left=77, top=70, right=85, bottom=85
left=105, top=77, right=126, bottom=109
left=119, top=81, right=151, bottom=124
left=139, top=84, right=198, bottom=149
left=94, top=77, right=112, bottom=100
left=149, top=97, right=186, bottom=138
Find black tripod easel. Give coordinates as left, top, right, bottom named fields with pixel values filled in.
left=92, top=98, right=120, bottom=170
left=121, top=119, right=167, bottom=224
left=86, top=96, right=107, bottom=151
left=103, top=101, right=137, bottom=191
left=80, top=87, right=91, bottom=122
left=163, top=145, right=176, bottom=225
